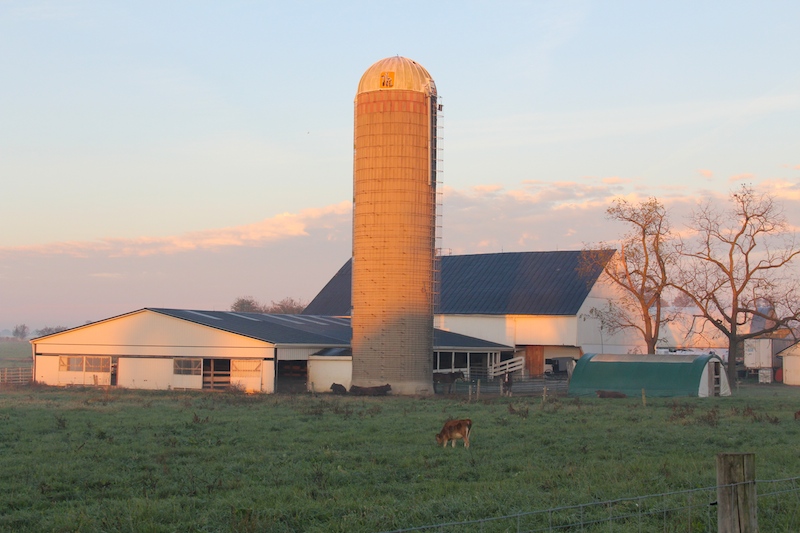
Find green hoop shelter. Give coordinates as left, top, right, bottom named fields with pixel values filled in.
left=569, top=354, right=731, bottom=398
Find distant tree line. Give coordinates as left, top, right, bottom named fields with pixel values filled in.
left=230, top=296, right=307, bottom=314
left=10, top=324, right=69, bottom=340
left=582, top=184, right=800, bottom=386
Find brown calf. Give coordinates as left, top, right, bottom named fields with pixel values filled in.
left=435, top=419, right=472, bottom=448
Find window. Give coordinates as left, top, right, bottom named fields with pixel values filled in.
left=174, top=358, right=202, bottom=376
left=59, top=356, right=83, bottom=372
left=231, top=360, right=261, bottom=378
left=85, top=357, right=110, bottom=373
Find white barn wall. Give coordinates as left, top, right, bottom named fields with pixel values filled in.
left=513, top=315, right=577, bottom=346
left=308, top=356, right=352, bottom=393
left=35, top=355, right=111, bottom=386
left=434, top=315, right=514, bottom=346
left=261, top=360, right=275, bottom=394
left=35, top=356, right=59, bottom=385
left=230, top=359, right=265, bottom=393
left=434, top=271, right=647, bottom=357
left=279, top=347, right=323, bottom=361
left=33, top=310, right=274, bottom=359
left=118, top=358, right=173, bottom=390
left=172, top=369, right=203, bottom=390
left=576, top=275, right=649, bottom=354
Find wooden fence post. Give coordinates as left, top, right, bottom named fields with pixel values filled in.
left=716, top=452, right=757, bottom=533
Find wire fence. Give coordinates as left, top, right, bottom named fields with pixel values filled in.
left=381, top=477, right=800, bottom=533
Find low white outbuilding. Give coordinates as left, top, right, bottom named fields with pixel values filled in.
left=31, top=308, right=509, bottom=393
left=779, top=342, right=800, bottom=386
left=31, top=309, right=293, bottom=392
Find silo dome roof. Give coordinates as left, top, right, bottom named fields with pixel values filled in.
left=356, top=56, right=436, bottom=96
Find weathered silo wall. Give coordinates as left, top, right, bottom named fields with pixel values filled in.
left=351, top=56, right=438, bottom=395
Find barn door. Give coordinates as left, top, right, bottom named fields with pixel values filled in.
left=203, top=359, right=231, bottom=390
left=710, top=361, right=722, bottom=396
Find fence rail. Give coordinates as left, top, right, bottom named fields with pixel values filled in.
left=381, top=476, right=800, bottom=533
left=448, top=375, right=570, bottom=397
left=0, top=366, right=32, bottom=385
left=489, top=356, right=525, bottom=379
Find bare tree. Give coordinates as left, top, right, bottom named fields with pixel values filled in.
left=263, top=297, right=306, bottom=314
left=12, top=324, right=29, bottom=340
left=675, top=185, right=800, bottom=385
left=231, top=296, right=307, bottom=314
left=582, top=198, right=676, bottom=353
left=231, top=296, right=266, bottom=313
left=35, top=326, right=69, bottom=336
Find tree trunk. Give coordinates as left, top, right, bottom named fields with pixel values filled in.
left=727, top=337, right=740, bottom=390
left=646, top=337, right=657, bottom=355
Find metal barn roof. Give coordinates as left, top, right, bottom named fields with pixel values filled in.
left=149, top=309, right=353, bottom=346
left=302, top=250, right=615, bottom=316
left=149, top=308, right=510, bottom=351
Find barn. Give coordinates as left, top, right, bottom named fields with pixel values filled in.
left=568, top=353, right=731, bottom=398
left=31, top=308, right=509, bottom=393
left=304, top=250, right=649, bottom=378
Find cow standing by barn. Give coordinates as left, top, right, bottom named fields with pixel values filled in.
left=433, top=371, right=464, bottom=394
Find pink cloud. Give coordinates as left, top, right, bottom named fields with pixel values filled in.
left=2, top=202, right=351, bottom=258
left=4, top=179, right=799, bottom=330
left=699, top=169, right=714, bottom=179
left=601, top=176, right=630, bottom=185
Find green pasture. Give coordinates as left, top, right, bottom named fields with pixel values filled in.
left=0, top=340, right=31, bottom=368
left=1, top=384, right=799, bottom=532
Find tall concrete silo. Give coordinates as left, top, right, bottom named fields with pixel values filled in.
left=351, top=56, right=438, bottom=395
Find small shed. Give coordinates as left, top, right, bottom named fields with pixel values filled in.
left=569, top=353, right=731, bottom=398
left=779, top=342, right=800, bottom=386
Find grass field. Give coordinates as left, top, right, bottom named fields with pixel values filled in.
left=0, top=340, right=31, bottom=368
left=1, top=383, right=799, bottom=532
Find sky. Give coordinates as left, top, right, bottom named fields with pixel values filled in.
left=1, top=0, right=799, bottom=332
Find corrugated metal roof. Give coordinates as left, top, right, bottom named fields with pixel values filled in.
left=149, top=309, right=352, bottom=346
left=303, top=250, right=615, bottom=316
left=148, top=308, right=510, bottom=351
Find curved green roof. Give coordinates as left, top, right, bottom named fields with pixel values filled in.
left=568, top=353, right=729, bottom=398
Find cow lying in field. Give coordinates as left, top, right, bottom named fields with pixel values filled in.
left=330, top=383, right=347, bottom=395
left=349, top=384, right=391, bottom=396
left=433, top=371, right=465, bottom=394
left=435, top=419, right=472, bottom=448
left=596, top=390, right=627, bottom=398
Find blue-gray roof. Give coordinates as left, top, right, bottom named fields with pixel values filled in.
left=150, top=309, right=352, bottom=345
left=302, top=250, right=614, bottom=316
left=148, top=308, right=510, bottom=351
